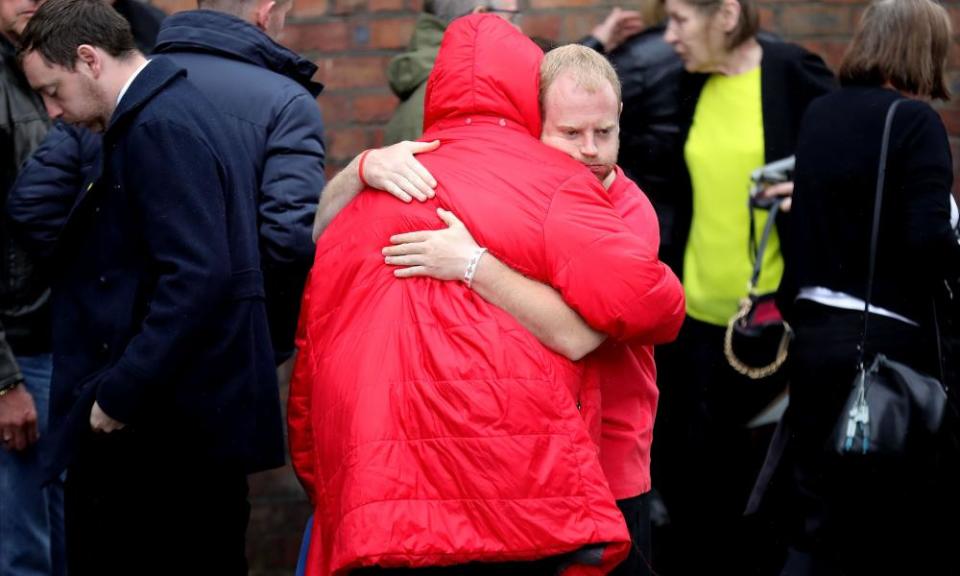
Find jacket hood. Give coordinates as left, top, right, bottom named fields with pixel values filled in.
left=423, top=14, right=542, bottom=137
left=154, top=10, right=323, bottom=97
left=386, top=13, right=445, bottom=100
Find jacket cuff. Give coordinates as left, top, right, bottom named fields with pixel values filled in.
left=0, top=348, right=22, bottom=390
left=95, top=359, right=151, bottom=425
left=0, top=371, right=23, bottom=392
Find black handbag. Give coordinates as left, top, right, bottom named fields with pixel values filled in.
left=832, top=99, right=949, bottom=455
left=724, top=193, right=792, bottom=380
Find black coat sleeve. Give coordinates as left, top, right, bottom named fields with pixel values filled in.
left=6, top=123, right=101, bottom=259
left=899, top=102, right=960, bottom=283
left=0, top=321, right=22, bottom=390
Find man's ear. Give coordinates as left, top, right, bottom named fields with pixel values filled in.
left=254, top=0, right=278, bottom=31
left=76, top=44, right=101, bottom=78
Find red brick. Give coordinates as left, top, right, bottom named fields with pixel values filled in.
left=370, top=0, right=405, bottom=12
left=949, top=71, right=960, bottom=106
left=329, top=127, right=370, bottom=159
left=407, top=0, right=424, bottom=11
left=314, top=55, right=390, bottom=89
left=369, top=127, right=386, bottom=148
left=950, top=7, right=960, bottom=36
left=284, top=21, right=351, bottom=52
left=326, top=161, right=348, bottom=182
left=530, top=0, right=598, bottom=8
left=949, top=43, right=960, bottom=70
left=332, top=0, right=366, bottom=15
left=290, top=0, right=329, bottom=18
left=939, top=106, right=960, bottom=138
left=354, top=93, right=399, bottom=123
left=521, top=14, right=563, bottom=43
left=562, top=10, right=606, bottom=43
left=758, top=7, right=776, bottom=31
left=849, top=4, right=868, bottom=28
left=780, top=5, right=851, bottom=36
left=369, top=17, right=417, bottom=49
left=319, top=92, right=354, bottom=125
left=798, top=40, right=847, bottom=73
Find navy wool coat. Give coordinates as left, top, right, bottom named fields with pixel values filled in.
left=46, top=56, right=283, bottom=478
left=154, top=9, right=326, bottom=363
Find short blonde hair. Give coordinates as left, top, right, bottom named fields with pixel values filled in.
left=539, top=44, right=622, bottom=116
left=839, top=0, right=952, bottom=100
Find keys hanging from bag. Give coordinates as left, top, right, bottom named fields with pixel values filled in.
left=724, top=166, right=794, bottom=381
left=832, top=99, right=949, bottom=456
left=836, top=354, right=947, bottom=454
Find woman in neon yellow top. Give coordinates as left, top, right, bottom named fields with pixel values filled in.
left=651, top=0, right=835, bottom=573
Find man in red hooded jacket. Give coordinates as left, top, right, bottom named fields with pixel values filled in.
left=381, top=45, right=680, bottom=576
left=289, top=15, right=681, bottom=575
left=319, top=45, right=683, bottom=576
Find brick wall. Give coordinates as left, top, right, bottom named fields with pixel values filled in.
left=148, top=1, right=960, bottom=573
left=157, top=0, right=960, bottom=190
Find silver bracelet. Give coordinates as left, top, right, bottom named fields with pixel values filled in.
left=463, top=247, right=488, bottom=288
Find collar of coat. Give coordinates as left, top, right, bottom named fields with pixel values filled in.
left=153, top=10, right=323, bottom=98
left=105, top=56, right=183, bottom=139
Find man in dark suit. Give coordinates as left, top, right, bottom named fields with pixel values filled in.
left=19, top=0, right=283, bottom=573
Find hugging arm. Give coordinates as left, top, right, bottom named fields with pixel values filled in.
left=312, top=140, right=439, bottom=240
left=384, top=208, right=606, bottom=361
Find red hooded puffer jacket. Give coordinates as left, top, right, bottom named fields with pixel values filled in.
left=289, top=14, right=680, bottom=576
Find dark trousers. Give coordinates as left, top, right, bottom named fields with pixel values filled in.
left=64, top=428, right=250, bottom=575
left=780, top=301, right=959, bottom=576
left=610, top=493, right=652, bottom=576
left=652, top=317, right=787, bottom=575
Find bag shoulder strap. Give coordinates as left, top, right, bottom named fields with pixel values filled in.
left=748, top=200, right=781, bottom=291
left=858, top=98, right=904, bottom=369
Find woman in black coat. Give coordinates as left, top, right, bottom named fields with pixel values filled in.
left=648, top=0, right=836, bottom=573
left=770, top=1, right=959, bottom=573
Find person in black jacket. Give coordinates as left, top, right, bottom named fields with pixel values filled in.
left=0, top=0, right=63, bottom=572
left=649, top=0, right=835, bottom=573
left=764, top=1, right=958, bottom=573
left=19, top=0, right=283, bottom=572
